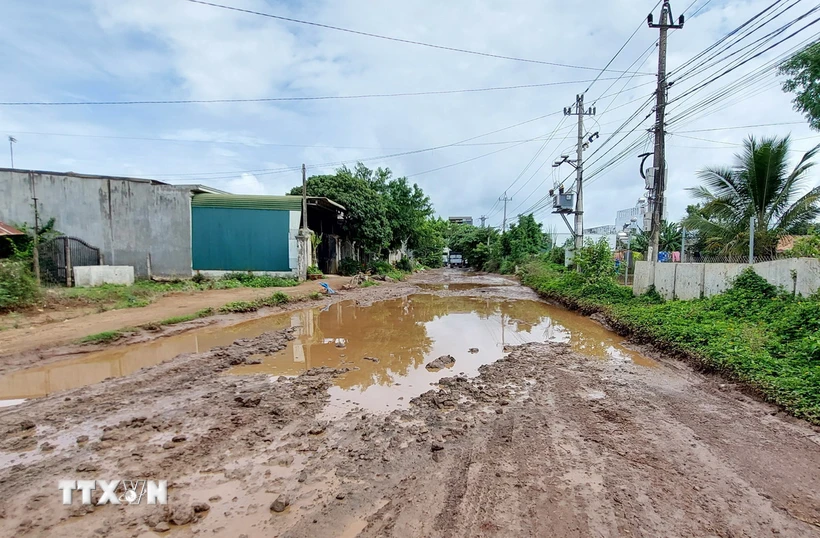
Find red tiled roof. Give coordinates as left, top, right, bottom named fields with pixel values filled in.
left=0, top=221, right=24, bottom=236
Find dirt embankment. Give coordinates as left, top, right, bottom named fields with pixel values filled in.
left=0, top=271, right=818, bottom=537
left=0, top=276, right=352, bottom=357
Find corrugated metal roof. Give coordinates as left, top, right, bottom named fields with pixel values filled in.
left=192, top=194, right=302, bottom=211
left=0, top=221, right=24, bottom=236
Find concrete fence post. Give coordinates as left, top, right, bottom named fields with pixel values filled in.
left=64, top=238, right=72, bottom=287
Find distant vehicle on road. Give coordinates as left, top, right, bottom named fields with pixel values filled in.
left=448, top=253, right=464, bottom=268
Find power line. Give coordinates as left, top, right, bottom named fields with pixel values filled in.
left=184, top=0, right=656, bottom=74
left=0, top=77, right=652, bottom=107
left=146, top=111, right=564, bottom=180
left=675, top=121, right=808, bottom=133
left=583, top=0, right=663, bottom=95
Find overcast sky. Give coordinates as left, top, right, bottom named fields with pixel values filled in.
left=1, top=0, right=818, bottom=231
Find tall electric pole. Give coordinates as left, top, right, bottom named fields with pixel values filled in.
left=563, top=94, right=595, bottom=251
left=301, top=163, right=308, bottom=230
left=647, top=1, right=684, bottom=264
left=479, top=215, right=487, bottom=227
left=499, top=192, right=512, bottom=233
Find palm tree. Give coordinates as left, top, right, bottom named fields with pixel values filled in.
left=683, top=135, right=820, bottom=256
left=628, top=220, right=680, bottom=254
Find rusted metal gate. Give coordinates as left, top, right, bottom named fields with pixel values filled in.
left=38, top=236, right=101, bottom=286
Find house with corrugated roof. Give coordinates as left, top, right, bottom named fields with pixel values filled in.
left=0, top=168, right=345, bottom=280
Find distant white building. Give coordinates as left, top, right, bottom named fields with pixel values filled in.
left=615, top=198, right=666, bottom=233
left=448, top=216, right=473, bottom=226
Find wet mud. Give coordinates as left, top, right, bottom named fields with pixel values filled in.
left=0, top=270, right=818, bottom=537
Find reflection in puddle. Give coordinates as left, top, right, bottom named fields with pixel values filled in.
left=0, top=294, right=656, bottom=406
left=227, top=295, right=655, bottom=415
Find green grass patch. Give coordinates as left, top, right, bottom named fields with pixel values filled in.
left=56, top=273, right=299, bottom=313
left=520, top=261, right=820, bottom=425
left=218, top=292, right=291, bottom=314
left=156, top=307, right=215, bottom=327
left=360, top=280, right=379, bottom=288
left=80, top=330, right=126, bottom=344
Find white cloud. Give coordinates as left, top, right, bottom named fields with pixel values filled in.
left=227, top=172, right=268, bottom=194
left=0, top=0, right=817, bottom=231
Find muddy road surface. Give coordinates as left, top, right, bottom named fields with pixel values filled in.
left=0, top=270, right=818, bottom=537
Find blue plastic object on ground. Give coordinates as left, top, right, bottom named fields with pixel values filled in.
left=320, top=282, right=337, bottom=294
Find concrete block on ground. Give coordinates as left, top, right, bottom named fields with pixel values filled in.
left=703, top=263, right=746, bottom=297
left=655, top=263, right=677, bottom=300
left=674, top=263, right=705, bottom=300
left=632, top=261, right=652, bottom=295
left=73, top=266, right=135, bottom=287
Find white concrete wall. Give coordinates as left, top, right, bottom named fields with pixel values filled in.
left=73, top=266, right=135, bottom=287
left=632, top=261, right=652, bottom=294
left=654, top=263, right=677, bottom=300
left=633, top=258, right=820, bottom=300
left=703, top=263, right=746, bottom=297
left=0, top=169, right=194, bottom=277
left=674, top=263, right=705, bottom=300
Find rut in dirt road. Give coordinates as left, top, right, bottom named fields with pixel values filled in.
left=0, top=271, right=818, bottom=538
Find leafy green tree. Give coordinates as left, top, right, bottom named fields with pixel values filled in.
left=575, top=237, right=615, bottom=281
left=659, top=220, right=682, bottom=252
left=500, top=214, right=545, bottom=263
left=683, top=136, right=820, bottom=256
left=381, top=177, right=433, bottom=251
left=779, top=41, right=820, bottom=130
left=448, top=224, right=498, bottom=269
left=413, top=218, right=448, bottom=267
left=290, top=168, right=391, bottom=253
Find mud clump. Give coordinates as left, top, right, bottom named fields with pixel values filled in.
left=425, top=355, right=456, bottom=371
left=270, top=494, right=290, bottom=513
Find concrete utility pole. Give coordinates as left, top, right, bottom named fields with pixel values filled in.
left=647, top=1, right=684, bottom=264
left=301, top=163, right=308, bottom=230
left=480, top=215, right=487, bottom=227
left=563, top=94, right=595, bottom=251
left=499, top=192, right=512, bottom=233
left=29, top=172, right=40, bottom=285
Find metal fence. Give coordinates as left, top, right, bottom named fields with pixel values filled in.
left=686, top=254, right=786, bottom=264
left=38, top=236, right=101, bottom=286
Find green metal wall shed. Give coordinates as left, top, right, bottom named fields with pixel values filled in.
left=191, top=194, right=301, bottom=273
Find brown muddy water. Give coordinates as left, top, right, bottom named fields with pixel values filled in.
left=0, top=293, right=655, bottom=409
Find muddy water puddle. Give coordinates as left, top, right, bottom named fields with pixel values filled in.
left=0, top=294, right=656, bottom=407
left=415, top=282, right=509, bottom=291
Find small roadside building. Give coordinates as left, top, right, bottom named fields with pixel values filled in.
left=190, top=194, right=345, bottom=276
left=0, top=167, right=346, bottom=280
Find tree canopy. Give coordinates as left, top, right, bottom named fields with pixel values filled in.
left=780, top=41, right=820, bottom=130
left=290, top=162, right=436, bottom=257
left=682, top=135, right=820, bottom=256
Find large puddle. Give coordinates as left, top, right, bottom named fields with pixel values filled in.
left=0, top=293, right=655, bottom=408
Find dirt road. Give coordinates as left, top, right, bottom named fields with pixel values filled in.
left=0, top=270, right=818, bottom=537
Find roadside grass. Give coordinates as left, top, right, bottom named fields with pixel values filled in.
left=51, top=273, right=299, bottom=313
left=219, top=291, right=291, bottom=314
left=76, top=287, right=333, bottom=345
left=152, top=308, right=215, bottom=328
left=520, top=261, right=820, bottom=425
left=360, top=280, right=380, bottom=288
left=80, top=330, right=129, bottom=344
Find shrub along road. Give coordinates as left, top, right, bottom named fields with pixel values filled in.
left=520, top=261, right=820, bottom=425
